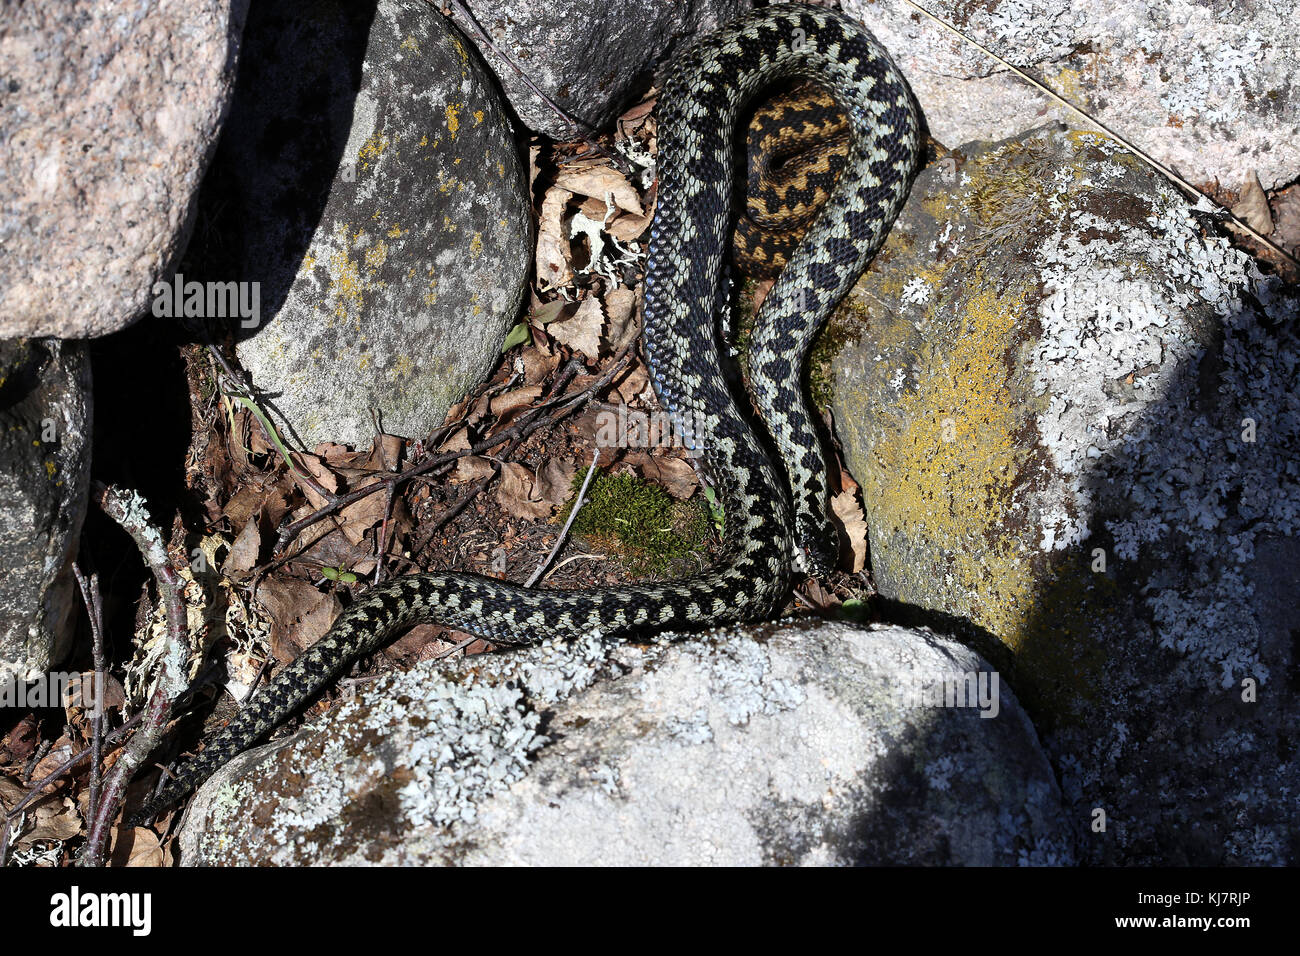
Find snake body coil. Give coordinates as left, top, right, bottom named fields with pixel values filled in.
left=132, top=4, right=920, bottom=823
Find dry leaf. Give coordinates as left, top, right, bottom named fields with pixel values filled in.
left=831, top=488, right=870, bottom=573
left=547, top=294, right=604, bottom=359
left=451, top=455, right=496, bottom=483
left=1272, top=183, right=1300, bottom=253
left=603, top=287, right=639, bottom=354
left=255, top=578, right=343, bottom=663
left=224, top=514, right=262, bottom=575
left=640, top=456, right=698, bottom=499
left=438, top=424, right=473, bottom=453
left=489, top=384, right=544, bottom=422
left=536, top=185, right=575, bottom=290
left=1230, top=169, right=1273, bottom=235
left=0, top=774, right=82, bottom=847
left=520, top=344, right=560, bottom=385
left=535, top=457, right=578, bottom=505
left=108, top=826, right=168, bottom=867
left=365, top=433, right=404, bottom=472
left=496, top=462, right=554, bottom=519
left=554, top=164, right=643, bottom=216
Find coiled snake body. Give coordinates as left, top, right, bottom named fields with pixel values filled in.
left=131, top=4, right=920, bottom=823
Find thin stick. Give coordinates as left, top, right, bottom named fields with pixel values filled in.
left=525, top=447, right=600, bottom=586
left=273, top=344, right=634, bottom=555
left=72, top=567, right=106, bottom=825
left=900, top=0, right=1300, bottom=271
left=77, top=483, right=191, bottom=867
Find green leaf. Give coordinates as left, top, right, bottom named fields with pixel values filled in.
left=501, top=320, right=532, bottom=353
left=321, top=566, right=339, bottom=581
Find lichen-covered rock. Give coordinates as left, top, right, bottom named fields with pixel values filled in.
left=177, top=620, right=1073, bottom=865
left=829, top=123, right=1299, bottom=864
left=445, top=0, right=750, bottom=139
left=846, top=0, right=1300, bottom=190
left=0, top=340, right=93, bottom=681
left=198, top=0, right=531, bottom=448
left=0, top=0, right=249, bottom=338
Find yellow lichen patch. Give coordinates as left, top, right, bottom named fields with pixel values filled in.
left=388, top=224, right=404, bottom=239
left=1051, top=66, right=1086, bottom=104
left=497, top=162, right=505, bottom=178
left=469, top=232, right=483, bottom=257
left=442, top=215, right=457, bottom=232
left=44, top=460, right=56, bottom=479
left=400, top=35, right=419, bottom=53
left=390, top=354, right=414, bottom=380
left=446, top=103, right=461, bottom=138
left=358, top=132, right=390, bottom=168
left=364, top=240, right=389, bottom=272
left=865, top=275, right=1039, bottom=646
left=328, top=247, right=365, bottom=320
left=473, top=109, right=484, bottom=125
left=419, top=134, right=428, bottom=148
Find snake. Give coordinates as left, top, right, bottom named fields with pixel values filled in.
left=735, top=81, right=850, bottom=279
left=127, top=3, right=920, bottom=826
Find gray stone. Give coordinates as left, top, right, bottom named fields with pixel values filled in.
left=0, top=0, right=249, bottom=338
left=828, top=124, right=1299, bottom=864
left=846, top=0, right=1300, bottom=190
left=204, top=0, right=531, bottom=449
left=176, top=620, right=1072, bottom=865
left=0, top=339, right=93, bottom=681
left=446, top=0, right=750, bottom=139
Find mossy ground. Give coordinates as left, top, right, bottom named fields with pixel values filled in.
left=560, top=469, right=711, bottom=575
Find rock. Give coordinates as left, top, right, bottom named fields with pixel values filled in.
left=445, top=0, right=750, bottom=139
left=846, top=0, right=1300, bottom=190
left=192, top=0, right=531, bottom=449
left=0, top=0, right=249, bottom=338
left=0, top=340, right=93, bottom=681
left=828, top=123, right=1300, bottom=864
left=176, top=620, right=1072, bottom=866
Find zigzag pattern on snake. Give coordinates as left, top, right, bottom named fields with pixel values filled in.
left=128, top=3, right=921, bottom=825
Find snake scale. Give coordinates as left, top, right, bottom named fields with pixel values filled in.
left=129, top=3, right=920, bottom=825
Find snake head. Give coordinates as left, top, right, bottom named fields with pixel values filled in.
left=793, top=511, right=840, bottom=579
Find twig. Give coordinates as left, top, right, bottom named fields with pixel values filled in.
left=77, top=483, right=192, bottom=867
left=901, top=0, right=1300, bottom=271
left=273, top=344, right=634, bottom=555
left=72, top=566, right=106, bottom=827
left=525, top=447, right=600, bottom=586
left=407, top=459, right=506, bottom=562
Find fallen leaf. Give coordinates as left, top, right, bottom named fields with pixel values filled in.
left=519, top=344, right=560, bottom=385
left=536, top=185, right=575, bottom=291
left=255, top=578, right=343, bottom=663
left=603, top=287, right=639, bottom=354
left=496, top=462, right=554, bottom=519
left=223, top=514, right=262, bottom=576
left=536, top=457, right=578, bottom=505
left=450, top=455, right=496, bottom=483
left=489, top=384, right=544, bottom=422
left=547, top=295, right=604, bottom=359
left=1231, top=170, right=1273, bottom=235
left=831, top=488, right=870, bottom=573
left=1271, top=183, right=1300, bottom=253
left=113, top=826, right=168, bottom=867
left=554, top=164, right=643, bottom=216
left=639, top=455, right=698, bottom=499
left=0, top=773, right=81, bottom=846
